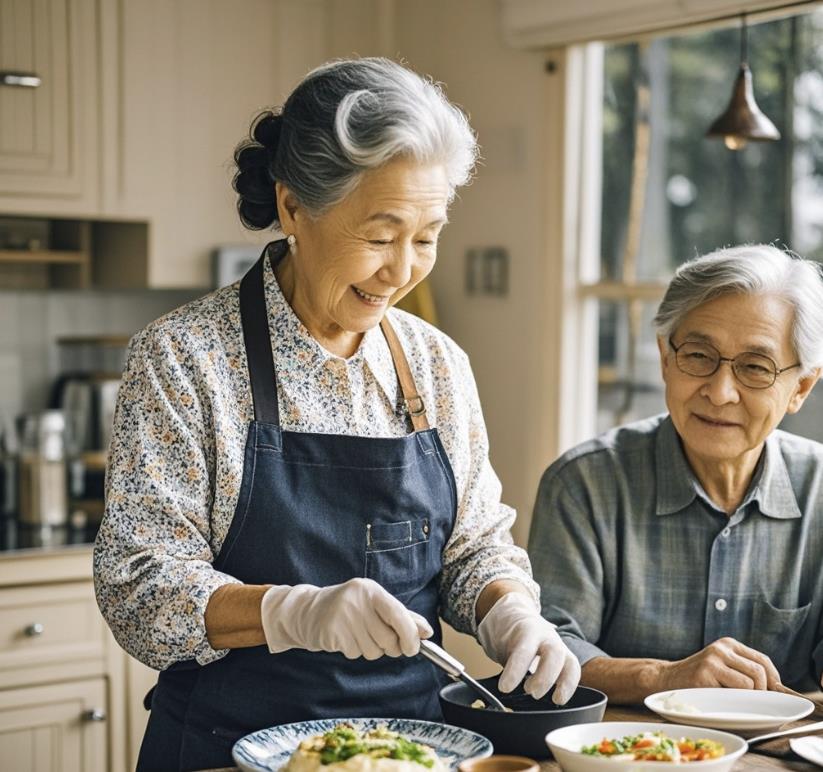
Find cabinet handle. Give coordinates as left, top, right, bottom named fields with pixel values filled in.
left=82, top=708, right=106, bottom=722
left=1, top=71, right=41, bottom=88
left=24, top=622, right=44, bottom=637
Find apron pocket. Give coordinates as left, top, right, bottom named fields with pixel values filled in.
left=365, top=518, right=431, bottom=599
left=749, top=597, right=813, bottom=684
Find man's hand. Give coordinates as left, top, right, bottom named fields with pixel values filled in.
left=660, top=637, right=782, bottom=691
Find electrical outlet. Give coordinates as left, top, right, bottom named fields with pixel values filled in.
left=465, top=246, right=509, bottom=296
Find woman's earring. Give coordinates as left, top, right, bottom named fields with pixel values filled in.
left=286, top=234, right=297, bottom=254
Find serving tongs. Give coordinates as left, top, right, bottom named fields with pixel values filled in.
left=419, top=639, right=508, bottom=712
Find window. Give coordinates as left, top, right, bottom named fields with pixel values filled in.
left=587, top=9, right=823, bottom=439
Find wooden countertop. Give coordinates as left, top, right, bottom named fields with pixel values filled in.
left=197, top=701, right=823, bottom=772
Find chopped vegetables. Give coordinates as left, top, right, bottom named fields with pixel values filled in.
left=581, top=731, right=725, bottom=762
left=297, top=723, right=437, bottom=768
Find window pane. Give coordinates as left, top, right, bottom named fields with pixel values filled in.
left=597, top=300, right=665, bottom=434
left=597, top=9, right=823, bottom=438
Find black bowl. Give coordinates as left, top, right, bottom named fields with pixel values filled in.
left=439, top=676, right=607, bottom=759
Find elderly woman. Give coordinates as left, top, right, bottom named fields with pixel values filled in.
left=529, top=244, right=823, bottom=704
left=94, top=58, right=579, bottom=771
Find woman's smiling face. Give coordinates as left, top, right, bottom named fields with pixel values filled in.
left=276, top=157, right=450, bottom=350
left=658, top=292, right=819, bottom=466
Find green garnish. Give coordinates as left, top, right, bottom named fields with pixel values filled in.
left=307, top=724, right=435, bottom=767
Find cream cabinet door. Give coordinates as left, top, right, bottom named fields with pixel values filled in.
left=0, top=677, right=107, bottom=772
left=0, top=0, right=99, bottom=215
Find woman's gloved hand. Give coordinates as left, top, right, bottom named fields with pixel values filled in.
left=477, top=592, right=581, bottom=704
left=260, top=577, right=432, bottom=660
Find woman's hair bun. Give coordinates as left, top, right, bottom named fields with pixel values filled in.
left=232, top=111, right=283, bottom=230
left=252, top=111, right=283, bottom=149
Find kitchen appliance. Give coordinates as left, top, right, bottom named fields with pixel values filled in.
left=51, top=335, right=127, bottom=454
left=17, top=410, right=69, bottom=526
left=51, top=372, right=121, bottom=453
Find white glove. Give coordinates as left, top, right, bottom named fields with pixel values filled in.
left=477, top=592, right=581, bottom=704
left=260, top=577, right=432, bottom=660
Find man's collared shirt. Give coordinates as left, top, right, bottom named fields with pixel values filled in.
left=529, top=413, right=823, bottom=687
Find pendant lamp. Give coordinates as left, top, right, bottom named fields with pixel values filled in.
left=706, top=13, right=781, bottom=150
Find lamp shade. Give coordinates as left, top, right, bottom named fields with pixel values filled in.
left=706, top=64, right=781, bottom=149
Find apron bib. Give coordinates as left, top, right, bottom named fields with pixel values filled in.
left=137, top=243, right=457, bottom=771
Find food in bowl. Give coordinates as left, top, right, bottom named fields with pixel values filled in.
left=581, top=731, right=724, bottom=762
left=470, top=699, right=513, bottom=712
left=284, top=723, right=446, bottom=772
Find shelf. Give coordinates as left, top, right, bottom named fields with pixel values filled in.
left=0, top=249, right=88, bottom=265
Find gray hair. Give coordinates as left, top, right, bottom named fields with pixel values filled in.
left=233, top=57, right=478, bottom=230
left=653, top=244, right=823, bottom=373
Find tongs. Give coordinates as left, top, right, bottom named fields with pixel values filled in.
left=419, top=639, right=508, bottom=711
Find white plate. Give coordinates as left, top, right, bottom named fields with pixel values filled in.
left=645, top=688, right=813, bottom=732
left=232, top=717, right=493, bottom=772
left=791, top=736, right=823, bottom=767
left=545, top=721, right=747, bottom=772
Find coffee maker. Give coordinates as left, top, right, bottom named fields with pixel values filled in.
left=49, top=336, right=127, bottom=510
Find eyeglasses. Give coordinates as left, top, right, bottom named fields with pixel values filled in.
left=669, top=338, right=801, bottom=389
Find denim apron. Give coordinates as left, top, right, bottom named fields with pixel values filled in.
left=137, top=243, right=457, bottom=771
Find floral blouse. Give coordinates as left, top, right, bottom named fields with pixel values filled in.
left=93, top=251, right=538, bottom=670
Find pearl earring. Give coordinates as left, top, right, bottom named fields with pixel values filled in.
left=286, top=233, right=296, bottom=254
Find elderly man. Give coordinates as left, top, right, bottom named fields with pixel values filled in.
left=529, top=244, right=823, bottom=702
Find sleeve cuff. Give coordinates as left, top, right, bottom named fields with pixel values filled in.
left=559, top=634, right=610, bottom=667
left=190, top=573, right=243, bottom=667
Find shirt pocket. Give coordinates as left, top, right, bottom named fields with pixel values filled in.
left=364, top=518, right=432, bottom=601
left=750, top=597, right=813, bottom=685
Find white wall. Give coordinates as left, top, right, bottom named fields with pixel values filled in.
left=383, top=0, right=568, bottom=674
left=392, top=0, right=559, bottom=548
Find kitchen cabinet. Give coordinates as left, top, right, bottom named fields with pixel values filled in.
left=0, top=0, right=99, bottom=217
left=0, top=546, right=151, bottom=772
left=0, top=0, right=396, bottom=289
left=0, top=678, right=107, bottom=772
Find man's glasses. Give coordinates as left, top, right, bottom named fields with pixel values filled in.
left=669, top=338, right=801, bottom=389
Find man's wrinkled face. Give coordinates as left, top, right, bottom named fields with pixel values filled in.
left=659, top=292, right=820, bottom=465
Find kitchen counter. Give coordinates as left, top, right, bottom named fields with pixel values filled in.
left=0, top=515, right=98, bottom=554
left=196, top=701, right=823, bottom=772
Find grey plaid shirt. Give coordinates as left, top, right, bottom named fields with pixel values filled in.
left=529, top=414, right=823, bottom=688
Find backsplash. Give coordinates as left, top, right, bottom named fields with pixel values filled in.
left=0, top=288, right=203, bottom=420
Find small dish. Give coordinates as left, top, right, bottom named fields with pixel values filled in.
left=232, top=717, right=493, bottom=772
left=645, top=688, right=813, bottom=733
left=458, top=754, right=540, bottom=772
left=545, top=721, right=747, bottom=772
left=790, top=736, right=823, bottom=767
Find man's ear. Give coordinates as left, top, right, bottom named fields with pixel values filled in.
left=786, top=367, right=821, bottom=414
left=657, top=336, right=671, bottom=381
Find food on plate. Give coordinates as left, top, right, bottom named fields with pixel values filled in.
left=581, top=731, right=725, bottom=762
left=283, top=723, right=446, bottom=772
left=660, top=694, right=702, bottom=715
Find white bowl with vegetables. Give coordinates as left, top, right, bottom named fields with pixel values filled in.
left=545, top=721, right=747, bottom=772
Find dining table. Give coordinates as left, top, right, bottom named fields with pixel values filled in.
left=199, top=698, right=823, bottom=772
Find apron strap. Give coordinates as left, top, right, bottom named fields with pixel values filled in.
left=380, top=317, right=430, bottom=432
left=239, top=243, right=281, bottom=424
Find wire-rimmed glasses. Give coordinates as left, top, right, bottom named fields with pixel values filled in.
left=669, top=337, right=801, bottom=389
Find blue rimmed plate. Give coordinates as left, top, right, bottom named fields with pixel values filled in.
left=232, top=717, right=493, bottom=772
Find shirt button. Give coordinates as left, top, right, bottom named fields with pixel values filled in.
left=715, top=598, right=728, bottom=612
left=721, top=527, right=731, bottom=538
left=422, top=523, right=430, bottom=535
